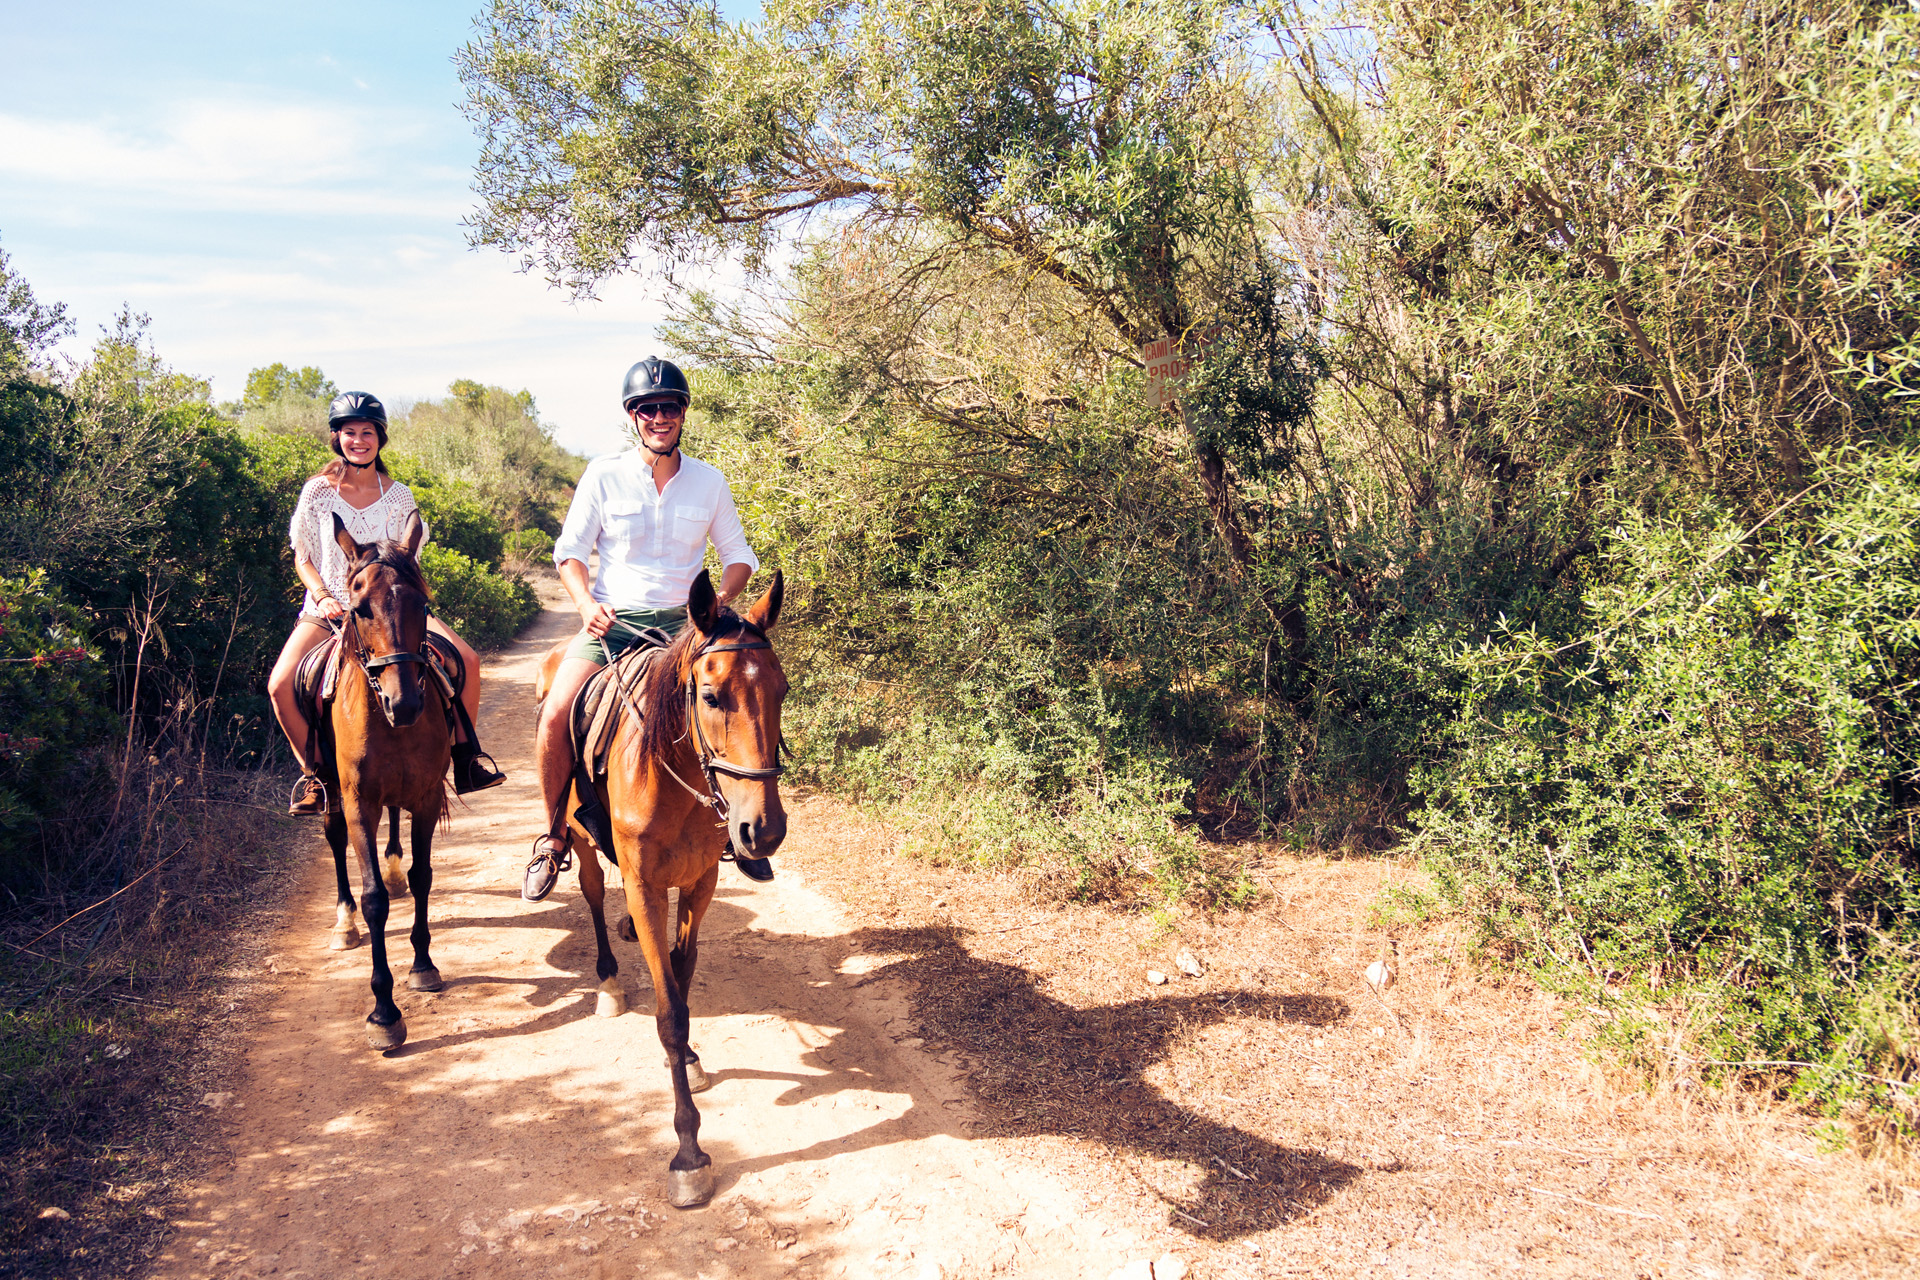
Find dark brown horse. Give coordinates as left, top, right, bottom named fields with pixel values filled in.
left=548, top=568, right=787, bottom=1207
left=318, top=511, right=453, bottom=1050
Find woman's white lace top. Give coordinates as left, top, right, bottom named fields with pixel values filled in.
left=288, top=476, right=429, bottom=619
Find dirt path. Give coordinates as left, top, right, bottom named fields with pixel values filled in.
left=151, top=598, right=1164, bottom=1280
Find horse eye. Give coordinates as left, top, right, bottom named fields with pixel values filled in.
left=354, top=601, right=372, bottom=618
left=701, top=689, right=720, bottom=707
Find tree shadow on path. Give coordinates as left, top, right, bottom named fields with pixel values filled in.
left=840, top=923, right=1361, bottom=1240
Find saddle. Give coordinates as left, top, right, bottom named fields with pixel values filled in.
left=565, top=625, right=676, bottom=859
left=295, top=631, right=465, bottom=732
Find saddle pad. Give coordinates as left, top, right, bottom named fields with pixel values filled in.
left=571, top=643, right=663, bottom=783
left=296, top=631, right=464, bottom=723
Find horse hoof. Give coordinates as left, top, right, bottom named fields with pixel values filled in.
left=408, top=968, right=445, bottom=992
left=366, top=1017, right=407, bottom=1051
left=618, top=915, right=639, bottom=943
left=596, top=977, right=627, bottom=1018
left=327, top=927, right=358, bottom=951
left=382, top=856, right=408, bottom=896
left=667, top=1164, right=715, bottom=1208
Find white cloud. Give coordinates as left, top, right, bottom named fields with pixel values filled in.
left=39, top=237, right=725, bottom=457
left=6, top=84, right=766, bottom=458
left=0, top=97, right=464, bottom=218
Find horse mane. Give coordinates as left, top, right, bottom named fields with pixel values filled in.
left=635, top=608, right=760, bottom=763
left=363, top=540, right=432, bottom=602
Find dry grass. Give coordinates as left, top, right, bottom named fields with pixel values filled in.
left=0, top=750, right=306, bottom=1279
left=787, top=793, right=1920, bottom=1278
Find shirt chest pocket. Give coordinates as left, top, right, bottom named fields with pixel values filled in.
left=671, top=505, right=713, bottom=556
left=602, top=499, right=654, bottom=554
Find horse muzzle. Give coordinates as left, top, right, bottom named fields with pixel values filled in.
left=378, top=686, right=425, bottom=730
left=731, top=807, right=786, bottom=858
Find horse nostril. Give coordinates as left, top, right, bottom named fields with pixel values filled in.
left=735, top=820, right=754, bottom=852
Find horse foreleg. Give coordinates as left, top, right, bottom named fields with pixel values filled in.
left=326, top=809, right=359, bottom=951
left=633, top=880, right=712, bottom=1208
left=405, top=809, right=444, bottom=993
left=348, top=800, right=405, bottom=1050
left=579, top=843, right=624, bottom=1017
left=381, top=806, right=408, bottom=897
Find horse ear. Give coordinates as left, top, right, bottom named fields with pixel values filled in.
left=399, top=511, right=425, bottom=559
left=332, top=512, right=369, bottom=564
left=743, top=569, right=783, bottom=631
left=687, top=570, right=719, bottom=634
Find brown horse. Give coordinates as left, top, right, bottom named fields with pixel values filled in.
left=544, top=568, right=787, bottom=1207
left=317, top=511, right=453, bottom=1050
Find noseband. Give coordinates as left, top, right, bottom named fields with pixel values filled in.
left=337, top=606, right=429, bottom=729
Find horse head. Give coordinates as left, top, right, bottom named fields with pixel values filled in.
left=332, top=511, right=431, bottom=730
left=679, top=568, right=789, bottom=859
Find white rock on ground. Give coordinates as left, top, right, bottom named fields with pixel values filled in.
left=1154, top=1252, right=1190, bottom=1279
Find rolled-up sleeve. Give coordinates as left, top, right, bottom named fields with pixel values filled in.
left=707, top=482, right=760, bottom=573
left=552, top=467, right=602, bottom=568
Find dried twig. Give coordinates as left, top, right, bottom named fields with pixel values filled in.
left=1523, top=1186, right=1667, bottom=1224
left=5, top=839, right=190, bottom=955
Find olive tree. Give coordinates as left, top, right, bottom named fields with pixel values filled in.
left=459, top=0, right=1319, bottom=628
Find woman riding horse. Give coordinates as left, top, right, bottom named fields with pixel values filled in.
left=265, top=391, right=504, bottom=814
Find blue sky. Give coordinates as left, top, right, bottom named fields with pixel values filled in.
left=1, top=1, right=761, bottom=456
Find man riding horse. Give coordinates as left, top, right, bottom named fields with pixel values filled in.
left=523, top=356, right=770, bottom=902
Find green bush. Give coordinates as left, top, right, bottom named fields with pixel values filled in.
left=393, top=470, right=506, bottom=568
left=1414, top=446, right=1920, bottom=1118
left=0, top=571, right=114, bottom=889
left=502, top=526, right=555, bottom=567
left=419, top=543, right=540, bottom=646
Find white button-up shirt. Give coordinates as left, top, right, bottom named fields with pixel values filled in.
left=552, top=450, right=760, bottom=609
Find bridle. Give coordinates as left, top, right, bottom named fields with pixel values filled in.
left=335, top=584, right=432, bottom=729
left=663, top=625, right=786, bottom=823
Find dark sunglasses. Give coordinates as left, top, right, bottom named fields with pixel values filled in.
left=627, top=401, right=687, bottom=420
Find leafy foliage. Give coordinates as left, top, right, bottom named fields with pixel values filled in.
left=418, top=543, right=540, bottom=647
left=0, top=573, right=113, bottom=889
left=1414, top=446, right=1920, bottom=1118
left=0, top=241, right=71, bottom=377
left=398, top=471, right=507, bottom=569
left=241, top=362, right=335, bottom=409
left=389, top=380, right=583, bottom=533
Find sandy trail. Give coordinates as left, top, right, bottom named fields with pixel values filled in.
left=152, top=598, right=1144, bottom=1280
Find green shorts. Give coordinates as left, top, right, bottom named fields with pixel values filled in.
left=564, top=607, right=689, bottom=666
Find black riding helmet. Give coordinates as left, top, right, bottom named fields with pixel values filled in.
left=621, top=357, right=690, bottom=410
left=327, top=391, right=389, bottom=469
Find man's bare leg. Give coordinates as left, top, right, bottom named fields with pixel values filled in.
left=524, top=655, right=603, bottom=902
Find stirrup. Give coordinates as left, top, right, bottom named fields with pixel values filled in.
left=288, top=772, right=327, bottom=816
left=454, top=749, right=506, bottom=794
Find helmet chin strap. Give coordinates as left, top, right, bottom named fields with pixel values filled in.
left=633, top=419, right=682, bottom=458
